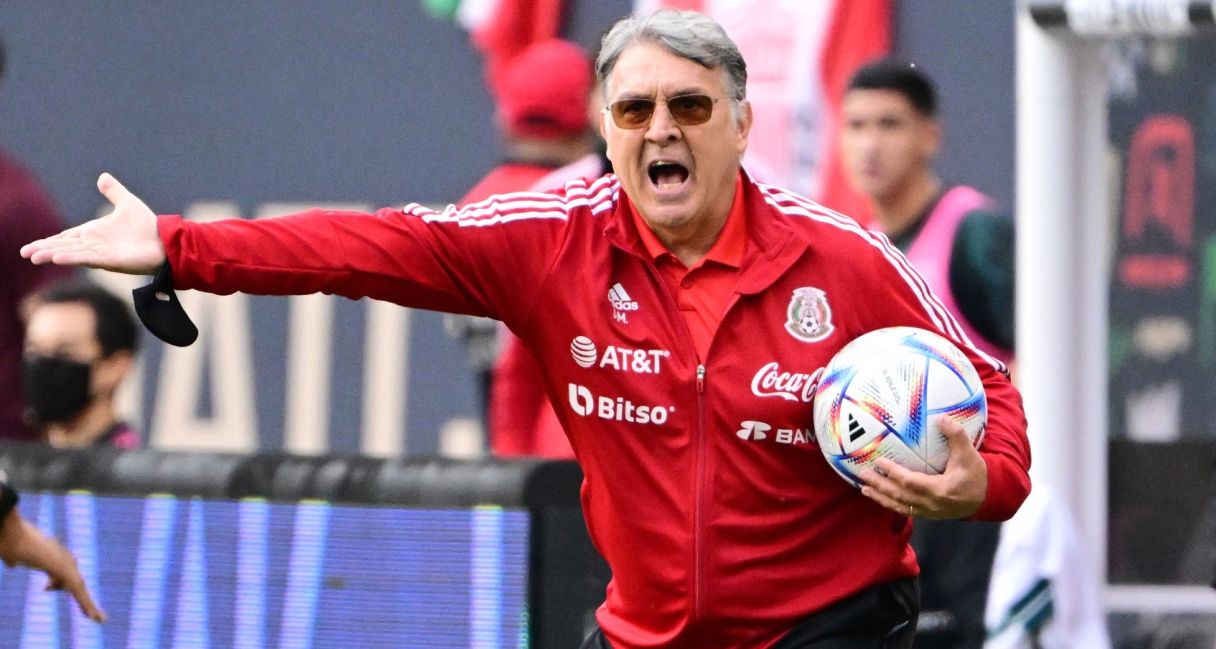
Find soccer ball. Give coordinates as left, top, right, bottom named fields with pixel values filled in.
left=811, top=326, right=987, bottom=487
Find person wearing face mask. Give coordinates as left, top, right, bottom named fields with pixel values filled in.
left=22, top=279, right=140, bottom=449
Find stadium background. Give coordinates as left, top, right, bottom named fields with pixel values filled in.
left=0, top=0, right=1014, bottom=456
left=0, top=1, right=1213, bottom=647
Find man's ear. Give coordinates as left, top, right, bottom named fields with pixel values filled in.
left=598, top=107, right=609, bottom=141
left=922, top=117, right=943, bottom=159
left=735, top=100, right=754, bottom=156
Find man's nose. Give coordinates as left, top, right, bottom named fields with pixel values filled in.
left=645, top=102, right=682, bottom=144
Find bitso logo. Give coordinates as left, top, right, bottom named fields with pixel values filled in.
left=569, top=384, right=595, bottom=416
left=785, top=287, right=834, bottom=343
left=567, top=383, right=672, bottom=425
left=608, top=282, right=639, bottom=323
left=736, top=420, right=771, bottom=441
left=570, top=336, right=597, bottom=368
left=570, top=335, right=669, bottom=374
left=750, top=362, right=821, bottom=403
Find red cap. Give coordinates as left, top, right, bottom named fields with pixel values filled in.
left=494, top=39, right=592, bottom=139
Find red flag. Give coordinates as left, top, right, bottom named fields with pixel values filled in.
left=471, top=0, right=567, bottom=94
left=816, top=0, right=891, bottom=226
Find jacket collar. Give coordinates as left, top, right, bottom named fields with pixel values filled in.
left=602, top=168, right=809, bottom=296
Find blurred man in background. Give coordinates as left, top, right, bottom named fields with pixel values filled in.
left=489, top=66, right=610, bottom=460
left=840, top=57, right=1009, bottom=649
left=0, top=471, right=106, bottom=622
left=840, top=58, right=1108, bottom=649
left=444, top=38, right=596, bottom=436
left=841, top=59, right=1014, bottom=366
left=23, top=279, right=141, bottom=449
left=0, top=36, right=74, bottom=442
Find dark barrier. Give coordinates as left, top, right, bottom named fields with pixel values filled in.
left=0, top=442, right=610, bottom=649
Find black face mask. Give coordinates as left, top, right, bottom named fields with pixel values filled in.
left=21, top=355, right=94, bottom=425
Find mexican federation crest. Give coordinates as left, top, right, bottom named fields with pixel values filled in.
left=784, top=287, right=834, bottom=343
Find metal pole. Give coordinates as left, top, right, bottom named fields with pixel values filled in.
left=1015, top=7, right=1110, bottom=582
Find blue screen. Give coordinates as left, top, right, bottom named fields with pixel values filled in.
left=0, top=493, right=531, bottom=648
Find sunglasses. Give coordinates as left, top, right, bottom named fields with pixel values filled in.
left=607, top=94, right=724, bottom=129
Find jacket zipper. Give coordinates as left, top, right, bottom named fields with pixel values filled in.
left=633, top=258, right=711, bottom=625
left=694, top=362, right=707, bottom=621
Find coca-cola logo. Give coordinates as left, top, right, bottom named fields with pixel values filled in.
left=750, top=362, right=820, bottom=403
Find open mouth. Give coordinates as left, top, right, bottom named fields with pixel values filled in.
left=648, top=161, right=690, bottom=189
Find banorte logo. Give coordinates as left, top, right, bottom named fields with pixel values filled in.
left=736, top=420, right=771, bottom=440
left=570, top=336, right=597, bottom=368
left=567, top=383, right=672, bottom=425
left=750, top=362, right=821, bottom=403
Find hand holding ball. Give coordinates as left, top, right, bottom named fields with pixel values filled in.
left=812, top=327, right=987, bottom=487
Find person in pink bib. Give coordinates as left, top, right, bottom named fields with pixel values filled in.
left=840, top=57, right=1014, bottom=649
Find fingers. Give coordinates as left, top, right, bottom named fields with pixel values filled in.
left=940, top=415, right=977, bottom=455
left=66, top=581, right=107, bottom=623
left=860, top=461, right=924, bottom=517
left=97, top=172, right=132, bottom=206
left=24, top=242, right=106, bottom=268
left=859, top=477, right=914, bottom=516
left=20, top=223, right=90, bottom=261
left=46, top=248, right=111, bottom=268
left=46, top=576, right=107, bottom=623
left=44, top=542, right=108, bottom=623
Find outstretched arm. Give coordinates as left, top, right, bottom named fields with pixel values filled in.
left=23, top=171, right=595, bottom=331
left=21, top=173, right=165, bottom=275
left=0, top=486, right=106, bottom=622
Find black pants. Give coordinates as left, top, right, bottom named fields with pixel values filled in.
left=579, top=578, right=920, bottom=649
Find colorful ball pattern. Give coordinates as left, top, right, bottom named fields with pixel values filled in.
left=811, top=326, right=987, bottom=487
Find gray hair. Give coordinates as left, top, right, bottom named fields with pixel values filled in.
left=596, top=10, right=748, bottom=103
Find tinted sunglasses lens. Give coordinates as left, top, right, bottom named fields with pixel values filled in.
left=611, top=99, right=656, bottom=129
left=668, top=95, right=714, bottom=125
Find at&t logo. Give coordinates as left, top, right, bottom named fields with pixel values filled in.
left=570, top=336, right=669, bottom=374
left=568, top=384, right=672, bottom=425
left=571, top=336, right=598, bottom=368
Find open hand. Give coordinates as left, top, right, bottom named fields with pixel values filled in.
left=858, top=415, right=987, bottom=519
left=20, top=173, right=165, bottom=275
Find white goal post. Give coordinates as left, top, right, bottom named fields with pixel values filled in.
left=1017, top=0, right=1216, bottom=615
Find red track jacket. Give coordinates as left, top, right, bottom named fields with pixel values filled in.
left=159, top=171, right=1030, bottom=649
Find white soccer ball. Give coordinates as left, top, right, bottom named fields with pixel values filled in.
left=811, top=326, right=987, bottom=487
